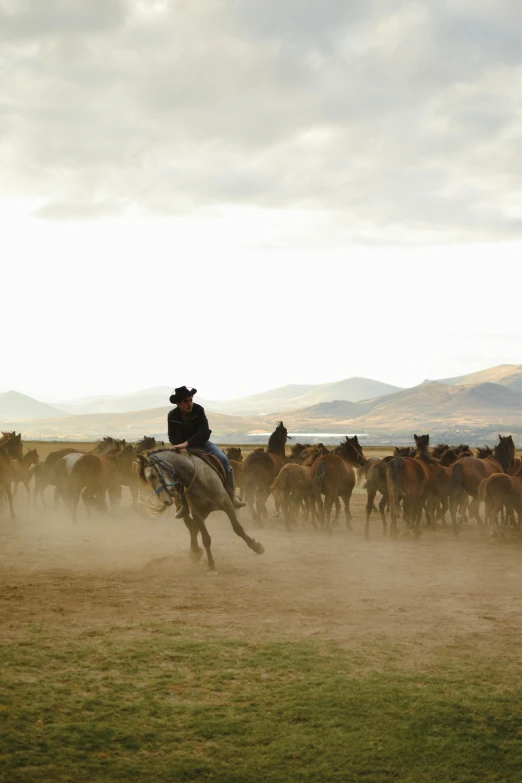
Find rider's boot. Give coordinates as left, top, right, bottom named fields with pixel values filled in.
left=175, top=492, right=190, bottom=519
left=226, top=471, right=247, bottom=509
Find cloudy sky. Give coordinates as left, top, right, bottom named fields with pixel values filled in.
left=2, top=0, right=521, bottom=403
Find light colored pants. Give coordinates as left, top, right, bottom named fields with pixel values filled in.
left=203, top=441, right=232, bottom=474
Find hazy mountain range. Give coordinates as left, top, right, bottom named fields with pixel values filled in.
left=2, top=364, right=522, bottom=442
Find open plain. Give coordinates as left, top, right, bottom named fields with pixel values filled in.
left=1, top=443, right=521, bottom=782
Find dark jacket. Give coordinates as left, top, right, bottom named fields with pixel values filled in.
left=168, top=402, right=211, bottom=449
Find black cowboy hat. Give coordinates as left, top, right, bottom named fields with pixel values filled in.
left=170, top=385, right=197, bottom=405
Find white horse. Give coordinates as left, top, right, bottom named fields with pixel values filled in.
left=136, top=449, right=264, bottom=573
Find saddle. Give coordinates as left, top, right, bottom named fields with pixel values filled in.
left=188, top=448, right=227, bottom=484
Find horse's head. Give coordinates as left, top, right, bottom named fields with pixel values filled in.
left=1, top=432, right=23, bottom=460
left=477, top=445, right=493, bottom=459
left=268, top=421, right=290, bottom=455
left=27, top=448, right=40, bottom=466
left=136, top=436, right=157, bottom=454
left=135, top=454, right=175, bottom=513
left=431, top=443, right=449, bottom=458
left=414, top=434, right=430, bottom=454
left=439, top=448, right=460, bottom=466
left=494, top=434, right=515, bottom=471
left=394, top=446, right=415, bottom=457
left=226, top=447, right=243, bottom=462
left=337, top=436, right=365, bottom=466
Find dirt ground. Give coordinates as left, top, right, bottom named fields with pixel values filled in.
left=2, top=483, right=521, bottom=666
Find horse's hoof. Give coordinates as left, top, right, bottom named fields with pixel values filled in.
left=207, top=569, right=219, bottom=577
left=254, top=542, right=265, bottom=555
left=190, top=548, right=204, bottom=561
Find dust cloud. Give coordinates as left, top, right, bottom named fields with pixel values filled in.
left=1, top=484, right=521, bottom=663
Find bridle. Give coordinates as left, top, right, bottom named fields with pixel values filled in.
left=147, top=453, right=197, bottom=500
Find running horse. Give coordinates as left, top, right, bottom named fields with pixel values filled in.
left=243, top=422, right=290, bottom=525
left=448, top=435, right=515, bottom=533
left=136, top=449, right=264, bottom=573
left=310, top=437, right=365, bottom=532
left=386, top=434, right=436, bottom=539
left=0, top=432, right=24, bottom=518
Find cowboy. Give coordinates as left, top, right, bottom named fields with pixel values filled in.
left=167, top=386, right=247, bottom=517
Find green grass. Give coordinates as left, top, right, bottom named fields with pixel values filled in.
left=1, top=625, right=521, bottom=782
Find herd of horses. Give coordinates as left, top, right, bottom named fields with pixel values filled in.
left=0, top=424, right=520, bottom=571
left=231, top=424, right=519, bottom=540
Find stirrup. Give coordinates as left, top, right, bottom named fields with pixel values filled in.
left=175, top=498, right=189, bottom=518
left=233, top=496, right=247, bottom=509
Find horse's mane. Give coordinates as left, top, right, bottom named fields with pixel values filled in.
left=476, top=445, right=493, bottom=458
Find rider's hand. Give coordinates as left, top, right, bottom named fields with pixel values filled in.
left=170, top=441, right=188, bottom=451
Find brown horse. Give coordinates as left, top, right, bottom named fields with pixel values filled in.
left=311, top=437, right=364, bottom=532
left=270, top=462, right=315, bottom=531
left=115, top=436, right=157, bottom=506
left=479, top=461, right=522, bottom=537
left=449, top=435, right=515, bottom=533
left=12, top=448, right=39, bottom=499
left=61, top=453, right=122, bottom=523
left=364, top=456, right=394, bottom=539
left=243, top=422, right=289, bottom=525
left=0, top=433, right=23, bottom=518
left=386, top=434, right=435, bottom=538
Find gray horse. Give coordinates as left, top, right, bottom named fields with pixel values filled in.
left=136, top=449, right=265, bottom=573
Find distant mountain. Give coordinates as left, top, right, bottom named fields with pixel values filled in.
left=433, top=364, right=522, bottom=392
left=0, top=391, right=65, bottom=421
left=203, top=377, right=402, bottom=414
left=273, top=382, right=522, bottom=432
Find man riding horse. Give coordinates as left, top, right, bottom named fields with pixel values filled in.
left=168, top=386, right=246, bottom=517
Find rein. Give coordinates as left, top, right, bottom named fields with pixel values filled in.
left=149, top=452, right=198, bottom=498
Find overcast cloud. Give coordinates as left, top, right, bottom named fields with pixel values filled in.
left=1, top=0, right=520, bottom=243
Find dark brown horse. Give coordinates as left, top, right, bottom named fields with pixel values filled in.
left=0, top=433, right=23, bottom=518
left=449, top=435, right=515, bottom=533
left=364, top=456, right=394, bottom=539
left=61, top=453, right=122, bottom=523
left=270, top=462, right=315, bottom=531
left=311, top=438, right=365, bottom=532
left=243, top=422, right=289, bottom=525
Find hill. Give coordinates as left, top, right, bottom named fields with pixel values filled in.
left=433, top=364, right=522, bottom=392
left=203, top=377, right=401, bottom=414
left=270, top=382, right=522, bottom=434
left=0, top=391, right=65, bottom=421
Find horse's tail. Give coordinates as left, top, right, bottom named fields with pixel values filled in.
left=386, top=457, right=405, bottom=517
left=478, top=477, right=488, bottom=507
left=356, top=464, right=367, bottom=487
left=448, top=460, right=464, bottom=498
